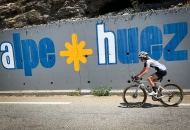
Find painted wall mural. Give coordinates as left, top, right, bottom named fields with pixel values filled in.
left=0, top=7, right=190, bottom=90
left=60, top=33, right=93, bottom=71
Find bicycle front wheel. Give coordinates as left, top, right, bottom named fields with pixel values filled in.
left=159, top=83, right=183, bottom=106
left=122, top=84, right=147, bottom=108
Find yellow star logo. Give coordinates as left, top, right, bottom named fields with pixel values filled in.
left=60, top=33, right=93, bottom=71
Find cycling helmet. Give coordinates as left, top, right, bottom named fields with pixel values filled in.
left=138, top=51, right=148, bottom=58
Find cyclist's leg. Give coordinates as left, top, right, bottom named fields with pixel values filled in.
left=147, top=73, right=160, bottom=94
left=152, top=71, right=167, bottom=92
left=147, top=73, right=159, bottom=88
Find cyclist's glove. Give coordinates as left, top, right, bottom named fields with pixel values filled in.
left=134, top=76, right=139, bottom=80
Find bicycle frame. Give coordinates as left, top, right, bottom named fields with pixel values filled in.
left=123, top=70, right=183, bottom=107
left=134, top=80, right=172, bottom=99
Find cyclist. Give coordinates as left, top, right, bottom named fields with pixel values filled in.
left=135, top=51, right=167, bottom=95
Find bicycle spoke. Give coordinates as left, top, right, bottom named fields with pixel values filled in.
left=122, top=85, right=147, bottom=108
left=159, top=84, right=183, bottom=106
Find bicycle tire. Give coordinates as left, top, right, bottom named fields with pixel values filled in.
left=158, top=83, right=184, bottom=107
left=122, top=84, right=147, bottom=108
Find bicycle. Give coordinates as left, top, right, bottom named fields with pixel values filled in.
left=122, top=76, right=184, bottom=108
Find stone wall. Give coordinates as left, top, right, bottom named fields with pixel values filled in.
left=0, top=0, right=189, bottom=29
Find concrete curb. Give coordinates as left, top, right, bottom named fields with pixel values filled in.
left=0, top=89, right=190, bottom=96
left=0, top=90, right=122, bottom=96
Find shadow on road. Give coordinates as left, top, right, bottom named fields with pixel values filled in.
left=118, top=102, right=163, bottom=108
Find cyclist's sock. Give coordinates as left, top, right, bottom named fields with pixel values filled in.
left=152, top=86, right=157, bottom=93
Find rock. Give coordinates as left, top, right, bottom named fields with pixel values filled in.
left=123, top=12, right=129, bottom=15
left=130, top=0, right=140, bottom=9
left=57, top=6, right=85, bottom=18
left=43, top=14, right=49, bottom=19
left=178, top=3, right=183, bottom=6
left=0, top=0, right=190, bottom=29
left=0, top=0, right=8, bottom=4
left=0, top=16, right=5, bottom=19
left=0, top=3, right=17, bottom=15
left=85, top=0, right=113, bottom=13
left=26, top=10, right=43, bottom=24
left=51, top=0, right=66, bottom=4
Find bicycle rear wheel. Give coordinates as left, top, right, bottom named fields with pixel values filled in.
left=122, top=84, right=147, bottom=108
left=159, top=83, right=183, bottom=106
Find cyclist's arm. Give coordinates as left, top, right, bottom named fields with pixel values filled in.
left=137, top=67, right=149, bottom=78
left=137, top=67, right=146, bottom=75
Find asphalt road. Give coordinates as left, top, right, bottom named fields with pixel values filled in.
left=0, top=95, right=190, bottom=130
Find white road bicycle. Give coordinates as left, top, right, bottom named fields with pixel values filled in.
left=122, top=76, right=184, bottom=108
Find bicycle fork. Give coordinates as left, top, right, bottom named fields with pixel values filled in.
left=133, top=84, right=143, bottom=98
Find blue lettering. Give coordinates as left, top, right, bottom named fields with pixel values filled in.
left=140, top=26, right=163, bottom=60
left=118, top=28, right=138, bottom=64
left=163, top=22, right=188, bottom=61
left=13, top=33, right=23, bottom=69
left=21, top=39, right=39, bottom=76
left=39, top=38, right=56, bottom=68
left=97, top=22, right=188, bottom=65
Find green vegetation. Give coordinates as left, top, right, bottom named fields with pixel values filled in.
left=91, top=85, right=112, bottom=96
left=35, top=94, right=40, bottom=97
left=68, top=92, right=81, bottom=96
left=174, top=92, right=181, bottom=96
left=139, top=93, right=144, bottom=97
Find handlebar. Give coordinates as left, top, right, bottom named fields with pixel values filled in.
left=131, top=76, right=139, bottom=81
left=131, top=76, right=141, bottom=83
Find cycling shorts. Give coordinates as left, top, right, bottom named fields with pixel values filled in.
left=155, top=70, right=167, bottom=80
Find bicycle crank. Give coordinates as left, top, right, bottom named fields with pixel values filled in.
left=152, top=96, right=159, bottom=101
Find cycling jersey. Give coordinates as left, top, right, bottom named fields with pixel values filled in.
left=144, top=59, right=167, bottom=71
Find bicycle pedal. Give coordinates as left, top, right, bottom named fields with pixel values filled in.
left=152, top=96, right=159, bottom=101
